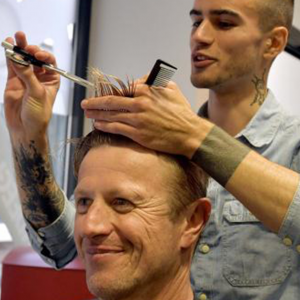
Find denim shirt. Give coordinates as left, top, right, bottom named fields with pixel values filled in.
left=26, top=91, right=300, bottom=299
left=191, top=91, right=300, bottom=300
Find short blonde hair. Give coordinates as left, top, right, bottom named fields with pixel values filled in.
left=73, top=130, right=207, bottom=221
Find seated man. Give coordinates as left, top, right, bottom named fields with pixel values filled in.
left=72, top=129, right=211, bottom=300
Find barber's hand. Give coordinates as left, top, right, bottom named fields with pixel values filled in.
left=4, top=31, right=60, bottom=143
left=81, top=79, right=210, bottom=158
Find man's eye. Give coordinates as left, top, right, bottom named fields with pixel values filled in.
left=112, top=198, right=134, bottom=213
left=218, top=21, right=234, bottom=29
left=191, top=19, right=202, bottom=28
left=76, top=198, right=91, bottom=214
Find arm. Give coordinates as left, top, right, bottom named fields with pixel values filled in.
left=4, top=32, right=76, bottom=267
left=191, top=124, right=300, bottom=233
left=80, top=81, right=300, bottom=234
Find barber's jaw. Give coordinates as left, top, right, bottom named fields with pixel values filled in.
left=189, top=0, right=269, bottom=92
left=74, top=144, right=209, bottom=300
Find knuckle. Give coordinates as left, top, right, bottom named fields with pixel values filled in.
left=167, top=80, right=177, bottom=89
left=135, top=84, right=149, bottom=96
left=135, top=98, right=151, bottom=111
left=104, top=96, right=113, bottom=107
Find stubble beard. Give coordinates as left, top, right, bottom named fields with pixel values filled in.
left=87, top=272, right=142, bottom=300
left=86, top=256, right=179, bottom=300
left=190, top=56, right=257, bottom=92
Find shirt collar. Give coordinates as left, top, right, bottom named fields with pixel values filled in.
left=236, top=90, right=282, bottom=147
left=198, top=90, right=282, bottom=147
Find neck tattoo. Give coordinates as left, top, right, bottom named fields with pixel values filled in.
left=250, top=69, right=267, bottom=106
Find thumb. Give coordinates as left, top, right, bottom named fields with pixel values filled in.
left=134, top=73, right=149, bottom=85
left=11, top=60, right=43, bottom=94
left=5, top=37, right=17, bottom=80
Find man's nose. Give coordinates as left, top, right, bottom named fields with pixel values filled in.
left=82, top=202, right=114, bottom=238
left=191, top=20, right=214, bottom=45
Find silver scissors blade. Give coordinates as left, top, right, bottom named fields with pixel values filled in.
left=2, top=41, right=95, bottom=90
left=44, top=64, right=95, bottom=89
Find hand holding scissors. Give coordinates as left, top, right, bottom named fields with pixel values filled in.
left=2, top=40, right=94, bottom=89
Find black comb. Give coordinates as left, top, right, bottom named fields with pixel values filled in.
left=145, top=59, right=177, bottom=87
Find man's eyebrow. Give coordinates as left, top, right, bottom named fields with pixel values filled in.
left=74, top=186, right=88, bottom=199
left=210, top=9, right=240, bottom=18
left=73, top=186, right=144, bottom=202
left=73, top=188, right=82, bottom=201
left=189, top=9, right=240, bottom=18
left=190, top=9, right=202, bottom=17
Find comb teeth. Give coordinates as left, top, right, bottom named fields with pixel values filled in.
left=146, top=59, right=177, bottom=87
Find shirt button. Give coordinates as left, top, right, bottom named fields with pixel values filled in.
left=199, top=293, right=208, bottom=300
left=296, top=245, right=300, bottom=253
left=283, top=237, right=293, bottom=247
left=201, top=244, right=210, bottom=254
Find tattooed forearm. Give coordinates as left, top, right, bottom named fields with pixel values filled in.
left=251, top=69, right=267, bottom=106
left=14, top=140, right=64, bottom=229
left=192, top=126, right=250, bottom=187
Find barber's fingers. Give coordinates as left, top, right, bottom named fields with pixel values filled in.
left=10, top=61, right=43, bottom=93
left=15, top=31, right=28, bottom=49
left=134, top=79, right=178, bottom=96
left=134, top=74, right=149, bottom=85
left=85, top=109, right=138, bottom=126
left=23, top=45, right=58, bottom=77
left=5, top=37, right=17, bottom=80
left=6, top=33, right=29, bottom=80
left=81, top=96, right=141, bottom=113
left=26, top=46, right=57, bottom=66
left=93, top=120, right=139, bottom=140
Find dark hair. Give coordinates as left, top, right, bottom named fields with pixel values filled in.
left=73, top=130, right=207, bottom=220
left=256, top=0, right=294, bottom=32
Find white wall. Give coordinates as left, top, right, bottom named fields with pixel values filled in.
left=88, top=0, right=205, bottom=112
left=269, top=52, right=300, bottom=115
left=293, top=0, right=300, bottom=29
left=268, top=1, right=300, bottom=115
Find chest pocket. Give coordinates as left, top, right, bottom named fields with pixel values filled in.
left=222, top=200, right=292, bottom=287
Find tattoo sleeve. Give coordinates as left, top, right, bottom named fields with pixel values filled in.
left=13, top=140, right=65, bottom=229
left=192, top=126, right=251, bottom=187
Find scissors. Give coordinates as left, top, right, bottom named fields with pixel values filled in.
left=1, top=40, right=95, bottom=89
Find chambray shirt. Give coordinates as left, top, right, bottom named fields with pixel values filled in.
left=26, top=91, right=300, bottom=299
left=191, top=91, right=300, bottom=299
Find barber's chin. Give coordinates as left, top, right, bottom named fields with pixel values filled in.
left=191, top=74, right=218, bottom=89
left=191, top=75, right=207, bottom=89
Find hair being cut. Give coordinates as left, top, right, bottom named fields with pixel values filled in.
left=74, top=68, right=207, bottom=219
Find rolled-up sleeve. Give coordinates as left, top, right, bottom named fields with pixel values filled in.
left=25, top=193, right=77, bottom=269
left=278, top=181, right=300, bottom=252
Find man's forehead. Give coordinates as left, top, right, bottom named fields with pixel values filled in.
left=76, top=145, right=176, bottom=195
left=191, top=0, right=259, bottom=16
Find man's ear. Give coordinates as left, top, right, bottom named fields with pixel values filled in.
left=263, top=26, right=289, bottom=60
left=180, top=198, right=211, bottom=249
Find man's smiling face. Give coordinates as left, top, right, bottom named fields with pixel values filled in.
left=190, top=0, right=267, bottom=91
left=74, top=144, right=187, bottom=299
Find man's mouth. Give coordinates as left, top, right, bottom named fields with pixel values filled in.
left=192, top=53, right=216, bottom=68
left=86, top=246, right=124, bottom=255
